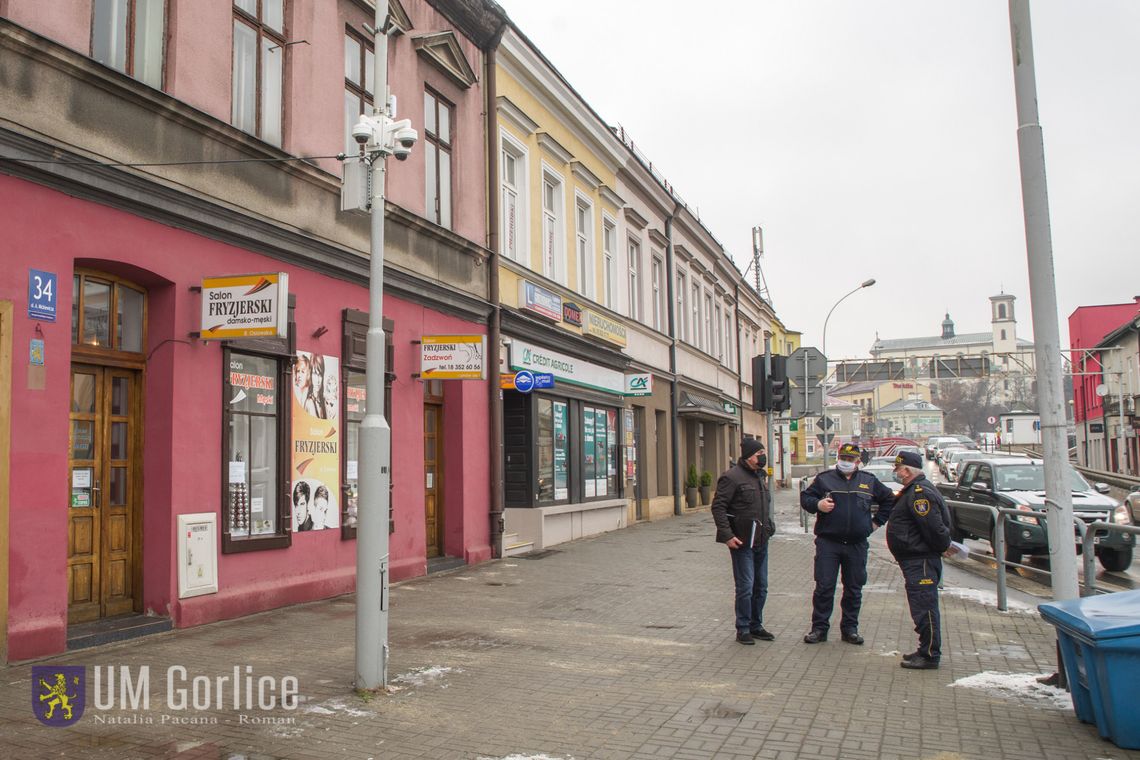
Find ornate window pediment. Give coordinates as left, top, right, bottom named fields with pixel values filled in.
left=413, top=31, right=477, bottom=89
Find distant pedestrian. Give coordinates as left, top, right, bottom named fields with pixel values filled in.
left=710, top=438, right=776, bottom=645
left=799, top=443, right=894, bottom=645
left=886, top=450, right=952, bottom=669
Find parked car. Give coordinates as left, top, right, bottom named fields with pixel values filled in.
left=863, top=464, right=903, bottom=497
left=938, top=458, right=1134, bottom=571
left=896, top=445, right=924, bottom=457
left=952, top=435, right=979, bottom=450
left=1128, top=486, right=1140, bottom=524
left=937, top=446, right=966, bottom=475
left=868, top=456, right=896, bottom=467
left=925, top=436, right=958, bottom=460
left=945, top=449, right=985, bottom=481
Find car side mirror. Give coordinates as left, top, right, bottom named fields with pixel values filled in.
left=971, top=482, right=991, bottom=493
left=1095, top=483, right=1110, bottom=495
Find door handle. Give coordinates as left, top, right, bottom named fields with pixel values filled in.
left=91, top=480, right=101, bottom=509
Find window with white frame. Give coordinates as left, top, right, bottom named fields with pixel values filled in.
left=424, top=89, right=454, bottom=229
left=602, top=217, right=616, bottom=308
left=500, top=135, right=528, bottom=263
left=651, top=255, right=664, bottom=331
left=724, top=311, right=733, bottom=369
left=541, top=170, right=564, bottom=282
left=705, top=292, right=714, bottom=354
left=692, top=282, right=701, bottom=350
left=343, top=28, right=374, bottom=155
left=232, top=0, right=284, bottom=146
left=676, top=271, right=687, bottom=343
left=575, top=197, right=594, bottom=298
left=92, top=0, right=165, bottom=88
left=713, top=303, right=722, bottom=359
left=627, top=239, right=641, bottom=320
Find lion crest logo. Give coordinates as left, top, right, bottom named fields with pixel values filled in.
left=32, top=666, right=85, bottom=727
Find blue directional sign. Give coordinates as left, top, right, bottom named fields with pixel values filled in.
left=533, top=372, right=555, bottom=389
left=513, top=370, right=536, bottom=393
left=28, top=269, right=57, bottom=321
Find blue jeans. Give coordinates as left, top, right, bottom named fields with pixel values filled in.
left=729, top=542, right=769, bottom=632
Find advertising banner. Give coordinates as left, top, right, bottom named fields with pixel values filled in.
left=291, top=351, right=340, bottom=532
left=200, top=273, right=289, bottom=340
left=420, top=335, right=487, bottom=379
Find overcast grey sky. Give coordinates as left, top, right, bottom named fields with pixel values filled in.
left=493, top=0, right=1140, bottom=361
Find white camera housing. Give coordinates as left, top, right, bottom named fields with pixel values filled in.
left=351, top=119, right=373, bottom=145
left=394, top=126, right=418, bottom=149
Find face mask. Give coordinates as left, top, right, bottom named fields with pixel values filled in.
left=836, top=460, right=856, bottom=474
left=756, top=454, right=767, bottom=469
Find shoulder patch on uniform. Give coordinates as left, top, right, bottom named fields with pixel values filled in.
left=913, top=498, right=931, bottom=517
left=858, top=483, right=870, bottom=490
left=914, top=485, right=923, bottom=493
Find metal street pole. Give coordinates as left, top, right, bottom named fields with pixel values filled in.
left=1008, top=0, right=1077, bottom=600
left=820, top=279, right=875, bottom=468
left=357, top=0, right=393, bottom=689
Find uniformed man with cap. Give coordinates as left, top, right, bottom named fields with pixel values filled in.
left=887, top=450, right=952, bottom=669
left=799, top=442, right=895, bottom=644
left=711, top=437, right=776, bottom=645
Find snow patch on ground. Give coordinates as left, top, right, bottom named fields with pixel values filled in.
left=951, top=671, right=1073, bottom=710
left=392, top=665, right=461, bottom=687
left=940, top=587, right=1037, bottom=614
left=304, top=697, right=372, bottom=717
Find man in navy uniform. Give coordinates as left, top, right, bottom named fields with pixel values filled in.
left=711, top=437, right=776, bottom=645
left=887, top=450, right=952, bottom=669
left=799, top=442, right=894, bottom=644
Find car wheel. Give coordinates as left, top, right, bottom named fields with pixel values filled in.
left=990, top=526, right=1022, bottom=565
left=950, top=517, right=967, bottom=543
left=1096, top=547, right=1133, bottom=573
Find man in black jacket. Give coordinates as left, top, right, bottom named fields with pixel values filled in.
left=887, top=450, right=952, bottom=670
left=799, top=443, right=894, bottom=644
left=711, top=437, right=776, bottom=645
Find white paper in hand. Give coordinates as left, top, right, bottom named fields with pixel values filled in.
left=946, top=541, right=969, bottom=560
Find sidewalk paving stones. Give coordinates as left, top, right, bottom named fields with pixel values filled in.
left=2, top=489, right=1138, bottom=759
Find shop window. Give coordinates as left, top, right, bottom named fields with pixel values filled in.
left=72, top=272, right=146, bottom=354
left=582, top=405, right=618, bottom=499
left=340, top=309, right=395, bottom=539
left=222, top=350, right=291, bottom=552
left=536, top=398, right=569, bottom=503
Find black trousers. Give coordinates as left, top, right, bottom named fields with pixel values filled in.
left=810, top=536, right=869, bottom=634
left=899, top=556, right=943, bottom=660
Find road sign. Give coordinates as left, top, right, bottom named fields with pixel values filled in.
left=513, top=370, right=536, bottom=393
left=816, top=432, right=835, bottom=448
left=986, top=415, right=997, bottom=425
left=790, top=386, right=824, bottom=418
left=790, top=420, right=798, bottom=432
left=789, top=346, right=827, bottom=384
left=815, top=416, right=834, bottom=431
left=533, top=372, right=555, bottom=389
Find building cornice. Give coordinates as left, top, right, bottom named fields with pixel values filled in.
left=496, top=95, right=539, bottom=136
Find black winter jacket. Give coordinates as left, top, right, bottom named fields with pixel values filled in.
left=800, top=467, right=895, bottom=543
left=710, top=460, right=773, bottom=546
left=886, top=474, right=952, bottom=559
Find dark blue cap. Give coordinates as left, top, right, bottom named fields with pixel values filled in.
left=894, top=451, right=923, bottom=468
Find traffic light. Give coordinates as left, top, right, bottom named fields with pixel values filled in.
left=767, top=355, right=791, bottom=412
left=751, top=355, right=767, bottom=412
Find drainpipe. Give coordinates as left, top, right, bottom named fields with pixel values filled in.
left=666, top=205, right=681, bottom=515
left=485, top=23, right=507, bottom=558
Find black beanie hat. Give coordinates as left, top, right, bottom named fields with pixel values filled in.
left=741, top=437, right=764, bottom=459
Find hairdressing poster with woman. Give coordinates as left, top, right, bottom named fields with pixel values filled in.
left=291, top=351, right=340, bottom=531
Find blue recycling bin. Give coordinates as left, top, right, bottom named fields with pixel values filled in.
left=1039, top=590, right=1140, bottom=750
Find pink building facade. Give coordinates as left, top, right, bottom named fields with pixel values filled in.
left=0, top=0, right=504, bottom=661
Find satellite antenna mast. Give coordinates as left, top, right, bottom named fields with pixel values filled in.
left=751, top=226, right=771, bottom=304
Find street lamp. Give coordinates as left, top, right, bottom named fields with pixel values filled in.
left=821, top=278, right=876, bottom=468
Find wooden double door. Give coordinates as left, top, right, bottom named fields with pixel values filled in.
left=68, top=364, right=141, bottom=623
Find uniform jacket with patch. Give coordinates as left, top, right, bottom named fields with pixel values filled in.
left=886, top=473, right=952, bottom=559
left=800, top=467, right=895, bottom=543
left=710, top=460, right=773, bottom=546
